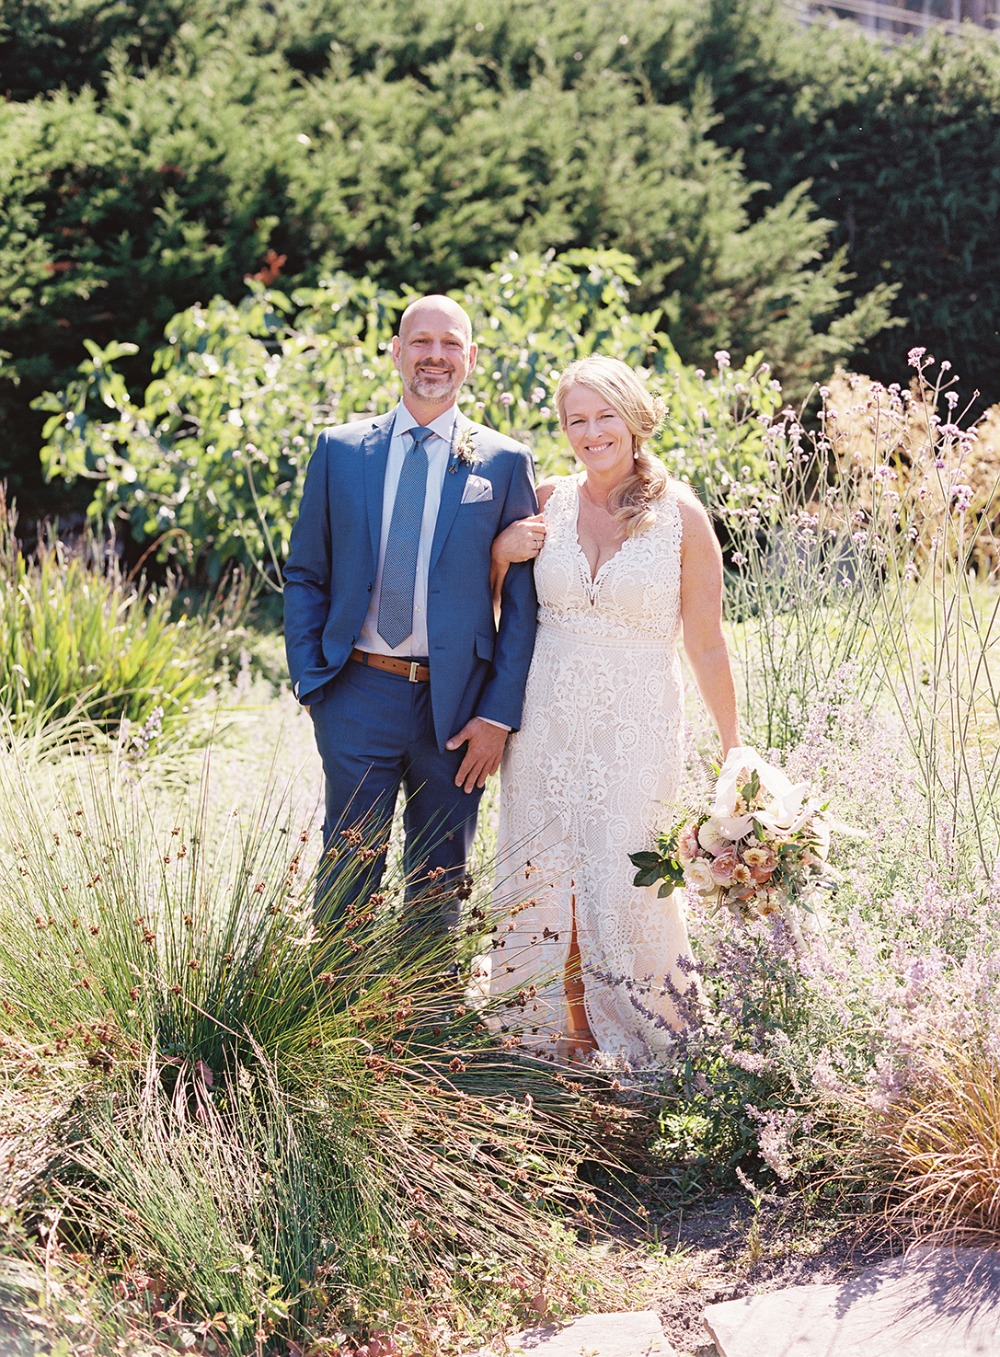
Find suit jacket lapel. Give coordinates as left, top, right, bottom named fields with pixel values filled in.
left=362, top=411, right=396, bottom=563
left=430, top=413, right=472, bottom=574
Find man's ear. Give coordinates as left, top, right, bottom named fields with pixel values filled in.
left=466, top=341, right=478, bottom=373
left=390, top=334, right=402, bottom=371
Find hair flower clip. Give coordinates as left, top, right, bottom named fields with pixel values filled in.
left=448, top=427, right=477, bottom=474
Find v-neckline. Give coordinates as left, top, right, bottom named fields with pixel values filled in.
left=573, top=476, right=629, bottom=587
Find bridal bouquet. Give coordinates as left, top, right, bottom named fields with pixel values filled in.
left=630, top=747, right=842, bottom=925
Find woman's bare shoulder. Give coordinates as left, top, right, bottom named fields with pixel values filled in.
left=668, top=479, right=719, bottom=553
left=668, top=477, right=710, bottom=520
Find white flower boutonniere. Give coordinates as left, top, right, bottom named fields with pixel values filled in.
left=448, top=427, right=477, bottom=474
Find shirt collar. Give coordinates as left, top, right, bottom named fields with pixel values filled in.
left=393, top=402, right=457, bottom=445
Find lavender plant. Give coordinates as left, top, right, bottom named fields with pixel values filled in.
left=645, top=684, right=1000, bottom=1232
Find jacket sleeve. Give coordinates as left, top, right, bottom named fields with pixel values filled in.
left=283, top=435, right=332, bottom=702
left=475, top=445, right=538, bottom=730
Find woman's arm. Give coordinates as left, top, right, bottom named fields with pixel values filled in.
left=490, top=481, right=557, bottom=609
left=676, top=487, right=740, bottom=757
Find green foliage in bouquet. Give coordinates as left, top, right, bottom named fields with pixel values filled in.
left=629, top=825, right=688, bottom=899
left=37, top=252, right=783, bottom=578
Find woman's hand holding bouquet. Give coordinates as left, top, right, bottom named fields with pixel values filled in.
left=630, top=747, right=849, bottom=925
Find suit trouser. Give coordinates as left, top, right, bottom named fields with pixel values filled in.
left=308, top=660, right=483, bottom=934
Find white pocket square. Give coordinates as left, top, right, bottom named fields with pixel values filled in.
left=461, top=474, right=493, bottom=504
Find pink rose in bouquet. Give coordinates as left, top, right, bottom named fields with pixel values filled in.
left=678, top=822, right=702, bottom=865
left=709, top=846, right=740, bottom=886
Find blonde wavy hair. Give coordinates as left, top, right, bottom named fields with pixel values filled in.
left=554, top=356, right=668, bottom=537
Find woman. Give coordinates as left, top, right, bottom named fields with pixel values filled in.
left=489, top=356, right=739, bottom=1063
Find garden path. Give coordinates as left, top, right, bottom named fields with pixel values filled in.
left=495, top=1309, right=676, bottom=1355
left=704, top=1245, right=1000, bottom=1357
left=497, top=1246, right=1000, bottom=1356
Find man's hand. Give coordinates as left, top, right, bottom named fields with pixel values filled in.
left=446, top=718, right=508, bottom=792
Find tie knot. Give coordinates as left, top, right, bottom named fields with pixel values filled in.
left=409, top=426, right=432, bottom=450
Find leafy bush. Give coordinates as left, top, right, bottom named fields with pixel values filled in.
left=2, top=0, right=896, bottom=517
left=37, top=252, right=783, bottom=577
left=679, top=0, right=1000, bottom=410
left=0, top=0, right=188, bottom=100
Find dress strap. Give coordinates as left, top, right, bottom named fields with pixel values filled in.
left=543, top=474, right=577, bottom=523
left=662, top=483, right=683, bottom=543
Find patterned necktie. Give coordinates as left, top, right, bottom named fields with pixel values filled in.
left=377, top=426, right=432, bottom=649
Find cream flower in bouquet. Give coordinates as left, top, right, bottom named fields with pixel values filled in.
left=630, top=747, right=850, bottom=927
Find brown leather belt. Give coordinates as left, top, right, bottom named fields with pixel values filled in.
left=349, top=648, right=430, bottom=682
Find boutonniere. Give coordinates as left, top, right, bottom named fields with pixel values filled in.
left=448, top=426, right=477, bottom=474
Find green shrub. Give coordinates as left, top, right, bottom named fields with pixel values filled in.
left=0, top=0, right=187, bottom=99
left=679, top=0, right=1000, bottom=409
left=37, top=252, right=784, bottom=577
left=2, top=0, right=895, bottom=519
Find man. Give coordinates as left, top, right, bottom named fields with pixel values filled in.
left=284, top=294, right=538, bottom=931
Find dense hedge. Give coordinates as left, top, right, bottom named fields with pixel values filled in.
left=4, top=0, right=999, bottom=527
left=0, top=0, right=885, bottom=518
left=671, top=0, right=1000, bottom=416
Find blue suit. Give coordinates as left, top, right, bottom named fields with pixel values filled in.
left=284, top=408, right=538, bottom=927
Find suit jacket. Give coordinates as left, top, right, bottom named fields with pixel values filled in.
left=283, top=408, right=539, bottom=750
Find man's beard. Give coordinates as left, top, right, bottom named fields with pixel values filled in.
left=408, top=365, right=459, bottom=402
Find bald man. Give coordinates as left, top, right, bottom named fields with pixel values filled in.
left=284, top=294, right=538, bottom=933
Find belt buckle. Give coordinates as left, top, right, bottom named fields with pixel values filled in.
left=407, top=661, right=420, bottom=683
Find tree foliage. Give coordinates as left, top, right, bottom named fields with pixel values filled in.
left=674, top=0, right=1000, bottom=412
left=2, top=0, right=898, bottom=519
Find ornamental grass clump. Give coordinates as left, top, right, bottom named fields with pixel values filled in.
left=0, top=489, right=250, bottom=750
left=823, top=359, right=1000, bottom=574
left=711, top=351, right=1000, bottom=878
left=711, top=385, right=902, bottom=751
left=0, top=746, right=608, bottom=1354
left=855, top=1035, right=1000, bottom=1245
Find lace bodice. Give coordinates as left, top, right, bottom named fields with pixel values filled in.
left=535, top=475, right=683, bottom=643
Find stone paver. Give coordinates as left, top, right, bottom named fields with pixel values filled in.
left=496, top=1309, right=676, bottom=1355
left=704, top=1245, right=1000, bottom=1357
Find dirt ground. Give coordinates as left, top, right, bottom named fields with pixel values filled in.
left=600, top=1190, right=901, bottom=1357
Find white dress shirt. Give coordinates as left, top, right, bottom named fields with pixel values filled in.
left=353, top=404, right=510, bottom=732
left=357, top=402, right=456, bottom=658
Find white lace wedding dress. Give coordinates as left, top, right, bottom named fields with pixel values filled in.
left=490, top=474, right=696, bottom=1061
